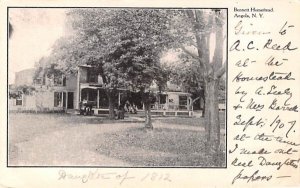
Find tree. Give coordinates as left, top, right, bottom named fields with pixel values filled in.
left=52, top=9, right=171, bottom=125
left=9, top=22, right=13, bottom=38
left=111, top=10, right=171, bottom=129
left=50, top=9, right=127, bottom=119
left=182, top=10, right=226, bottom=163
left=167, top=9, right=226, bottom=163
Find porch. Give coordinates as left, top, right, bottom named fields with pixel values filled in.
left=148, top=92, right=193, bottom=117
left=78, top=84, right=194, bottom=117
left=78, top=84, right=126, bottom=116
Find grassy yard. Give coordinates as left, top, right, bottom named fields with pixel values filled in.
left=94, top=126, right=225, bottom=167
left=9, top=112, right=226, bottom=167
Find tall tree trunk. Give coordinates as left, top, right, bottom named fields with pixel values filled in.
left=204, top=79, right=221, bottom=164
left=106, top=90, right=116, bottom=120
left=144, top=102, right=153, bottom=129
left=142, top=91, right=154, bottom=130
left=202, top=89, right=206, bottom=117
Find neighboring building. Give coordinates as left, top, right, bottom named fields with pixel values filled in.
left=9, top=68, right=77, bottom=112
left=148, top=82, right=193, bottom=116
left=14, top=68, right=35, bottom=86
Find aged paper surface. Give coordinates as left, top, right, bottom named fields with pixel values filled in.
left=0, top=0, right=300, bottom=187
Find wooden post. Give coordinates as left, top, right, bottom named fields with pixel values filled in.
left=77, top=67, right=81, bottom=109
left=21, top=93, right=24, bottom=107
left=65, top=91, right=68, bottom=110
left=166, top=94, right=169, bottom=110
left=118, top=92, right=121, bottom=106
left=61, top=92, right=64, bottom=108
left=97, top=89, right=100, bottom=108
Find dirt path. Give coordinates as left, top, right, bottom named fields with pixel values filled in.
left=9, top=122, right=138, bottom=166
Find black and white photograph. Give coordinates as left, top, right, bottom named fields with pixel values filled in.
left=8, top=8, right=227, bottom=167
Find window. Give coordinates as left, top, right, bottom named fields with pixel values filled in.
left=16, top=98, right=22, bottom=106
left=89, top=73, right=98, bottom=83
left=35, top=78, right=42, bottom=85
left=53, top=76, right=62, bottom=86
left=63, top=76, right=66, bottom=86
left=49, top=74, right=66, bottom=86
left=54, top=92, right=63, bottom=107
left=88, top=69, right=99, bottom=83
left=97, top=75, right=103, bottom=85
left=15, top=92, right=23, bottom=106
left=159, top=94, right=167, bottom=104
left=179, top=96, right=188, bottom=106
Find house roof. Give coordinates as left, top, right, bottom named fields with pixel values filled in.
left=78, top=64, right=93, bottom=68
left=16, top=68, right=35, bottom=74
left=150, top=81, right=183, bottom=92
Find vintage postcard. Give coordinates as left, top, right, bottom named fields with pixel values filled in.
left=0, top=0, right=299, bottom=187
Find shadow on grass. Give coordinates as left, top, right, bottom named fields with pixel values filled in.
left=9, top=112, right=141, bottom=126
left=94, top=127, right=225, bottom=167
left=157, top=111, right=226, bottom=129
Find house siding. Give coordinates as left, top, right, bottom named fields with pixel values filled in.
left=10, top=68, right=78, bottom=112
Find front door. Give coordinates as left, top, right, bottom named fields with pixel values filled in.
left=67, top=92, right=74, bottom=109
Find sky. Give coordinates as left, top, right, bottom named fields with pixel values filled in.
left=8, top=8, right=227, bottom=84
left=8, top=8, right=67, bottom=84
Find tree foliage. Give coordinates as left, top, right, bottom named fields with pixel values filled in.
left=50, top=9, right=174, bottom=122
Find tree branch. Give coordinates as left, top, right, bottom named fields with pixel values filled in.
left=180, top=45, right=200, bottom=60
left=187, top=39, right=198, bottom=49
left=215, top=61, right=227, bottom=79
left=180, top=45, right=210, bottom=77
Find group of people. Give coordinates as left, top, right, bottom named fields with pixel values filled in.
left=80, top=99, right=138, bottom=119
left=123, top=101, right=138, bottom=114
left=117, top=100, right=137, bottom=119
left=79, top=99, right=93, bottom=115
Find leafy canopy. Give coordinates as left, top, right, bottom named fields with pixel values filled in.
left=51, top=9, right=176, bottom=91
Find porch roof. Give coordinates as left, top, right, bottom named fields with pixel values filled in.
left=80, top=84, right=128, bottom=91
left=167, top=91, right=192, bottom=96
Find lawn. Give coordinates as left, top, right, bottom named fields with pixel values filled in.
left=93, top=126, right=226, bottom=167
left=9, top=112, right=226, bottom=167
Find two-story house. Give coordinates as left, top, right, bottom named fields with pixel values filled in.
left=77, top=65, right=126, bottom=114
left=10, top=65, right=194, bottom=116
left=77, top=65, right=194, bottom=116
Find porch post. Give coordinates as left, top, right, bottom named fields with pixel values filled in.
left=77, top=67, right=81, bottom=109
left=166, top=94, right=169, bottom=110
left=79, top=88, right=81, bottom=102
left=158, top=94, right=160, bottom=105
left=61, top=92, right=64, bottom=108
left=65, top=91, right=68, bottom=110
left=190, top=97, right=193, bottom=111
left=118, top=92, right=121, bottom=106
left=21, top=93, right=24, bottom=107
left=97, top=89, right=100, bottom=108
